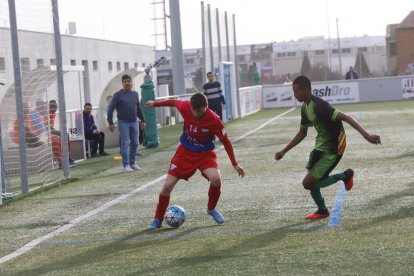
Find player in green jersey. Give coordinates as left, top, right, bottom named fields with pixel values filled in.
left=275, top=75, right=381, bottom=219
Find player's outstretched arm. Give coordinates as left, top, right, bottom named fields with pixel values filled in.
left=233, top=164, right=245, bottom=178
left=275, top=128, right=307, bottom=160
left=144, top=100, right=154, bottom=107
left=337, top=112, right=381, bottom=144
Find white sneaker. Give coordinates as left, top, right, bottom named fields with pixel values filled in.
left=124, top=165, right=134, bottom=172
left=131, top=164, right=142, bottom=171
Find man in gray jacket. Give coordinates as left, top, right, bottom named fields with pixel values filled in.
left=107, top=74, right=146, bottom=172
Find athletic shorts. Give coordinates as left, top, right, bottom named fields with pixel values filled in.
left=306, top=149, right=342, bottom=180
left=167, top=145, right=218, bottom=181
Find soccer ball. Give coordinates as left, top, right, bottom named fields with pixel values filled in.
left=164, top=205, right=186, bottom=228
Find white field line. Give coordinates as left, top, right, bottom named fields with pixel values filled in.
left=0, top=107, right=296, bottom=266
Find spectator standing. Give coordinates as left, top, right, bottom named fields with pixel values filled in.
left=107, top=74, right=146, bottom=172
left=202, top=72, right=225, bottom=121
left=345, top=66, right=358, bottom=80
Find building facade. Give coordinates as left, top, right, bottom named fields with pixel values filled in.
left=0, top=28, right=155, bottom=107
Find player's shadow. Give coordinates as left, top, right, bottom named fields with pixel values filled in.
left=394, top=151, right=414, bottom=159
left=347, top=182, right=414, bottom=231
left=127, top=221, right=324, bottom=275
left=12, top=223, right=239, bottom=276
left=10, top=227, right=183, bottom=276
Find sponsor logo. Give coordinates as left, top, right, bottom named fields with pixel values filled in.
left=402, top=78, right=414, bottom=99
left=312, top=85, right=351, bottom=97
left=170, top=164, right=177, bottom=170
left=222, top=128, right=227, bottom=136
left=202, top=128, right=209, bottom=133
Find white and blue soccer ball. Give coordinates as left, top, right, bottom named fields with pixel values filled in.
left=164, top=205, right=186, bottom=228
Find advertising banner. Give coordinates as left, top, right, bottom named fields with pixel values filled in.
left=263, top=82, right=360, bottom=108
left=402, top=77, right=414, bottom=99
left=263, top=85, right=295, bottom=108
left=223, top=63, right=233, bottom=121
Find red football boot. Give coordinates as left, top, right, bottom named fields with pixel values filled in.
left=344, top=169, right=354, bottom=191
left=304, top=209, right=330, bottom=219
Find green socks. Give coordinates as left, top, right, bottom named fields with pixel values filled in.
left=310, top=188, right=327, bottom=211
left=315, top=171, right=347, bottom=189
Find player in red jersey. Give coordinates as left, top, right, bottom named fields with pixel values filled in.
left=145, top=93, right=245, bottom=230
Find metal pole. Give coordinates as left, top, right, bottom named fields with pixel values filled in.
left=336, top=18, right=343, bottom=77
left=163, top=0, right=168, bottom=49
left=326, top=0, right=332, bottom=71
left=0, top=124, right=4, bottom=203
left=233, top=14, right=241, bottom=118
left=201, top=1, right=206, bottom=79
left=207, top=4, right=214, bottom=73
left=224, top=11, right=230, bottom=61
left=169, top=0, right=185, bottom=95
left=216, top=8, right=222, bottom=63
left=52, top=0, right=70, bottom=178
left=8, top=0, right=29, bottom=193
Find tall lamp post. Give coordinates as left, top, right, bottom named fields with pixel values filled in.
left=336, top=18, right=343, bottom=77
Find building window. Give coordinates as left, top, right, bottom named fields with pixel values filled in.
left=389, top=43, right=397, bottom=56
left=287, top=52, right=296, bottom=57
left=237, top=55, right=246, bottom=62
left=50, top=58, right=56, bottom=65
left=142, top=63, right=146, bottom=68
left=358, top=47, right=367, bottom=52
left=332, top=49, right=339, bottom=54
left=277, top=53, right=286, bottom=58
left=341, top=48, right=351, bottom=54
left=124, top=62, right=129, bottom=70
left=375, top=46, right=384, bottom=51
left=134, top=62, right=138, bottom=68
left=315, top=50, right=325, bottom=55
left=108, top=61, right=113, bottom=72
left=185, top=58, right=195, bottom=64
left=0, top=57, right=5, bottom=71
left=116, top=62, right=121, bottom=71
left=37, top=59, right=44, bottom=67
left=20, top=58, right=30, bottom=72
left=92, top=60, right=98, bottom=71
left=70, top=59, right=76, bottom=66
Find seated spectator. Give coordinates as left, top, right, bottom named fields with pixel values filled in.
left=43, top=100, right=77, bottom=167
left=83, top=103, right=109, bottom=157
left=13, top=103, right=45, bottom=147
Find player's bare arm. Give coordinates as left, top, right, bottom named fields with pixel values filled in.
left=337, top=112, right=381, bottom=144
left=234, top=164, right=245, bottom=178
left=144, top=100, right=154, bottom=107
left=275, top=128, right=307, bottom=160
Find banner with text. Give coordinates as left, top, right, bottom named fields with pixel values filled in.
left=263, top=82, right=360, bottom=108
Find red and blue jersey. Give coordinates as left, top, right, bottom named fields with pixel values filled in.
left=153, top=99, right=237, bottom=166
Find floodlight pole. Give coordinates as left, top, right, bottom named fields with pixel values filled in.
left=169, top=0, right=185, bottom=95
left=52, top=0, right=70, bottom=178
left=336, top=18, right=343, bottom=77
left=8, top=0, right=29, bottom=193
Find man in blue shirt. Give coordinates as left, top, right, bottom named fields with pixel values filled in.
left=83, top=103, right=109, bottom=157
left=107, top=74, right=146, bottom=172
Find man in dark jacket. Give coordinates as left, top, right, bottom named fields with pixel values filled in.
left=345, top=66, right=358, bottom=80
left=83, top=103, right=109, bottom=157
left=202, top=72, right=225, bottom=121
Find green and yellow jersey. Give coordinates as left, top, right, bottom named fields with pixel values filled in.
left=300, top=95, right=346, bottom=155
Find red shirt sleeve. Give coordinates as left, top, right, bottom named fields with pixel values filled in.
left=212, top=118, right=238, bottom=166
left=153, top=99, right=184, bottom=109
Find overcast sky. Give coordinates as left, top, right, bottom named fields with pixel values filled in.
left=2, top=0, right=413, bottom=48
